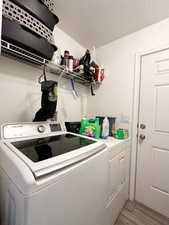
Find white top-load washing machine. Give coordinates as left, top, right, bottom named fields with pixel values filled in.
left=0, top=122, right=108, bottom=225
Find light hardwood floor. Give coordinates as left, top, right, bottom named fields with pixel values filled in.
left=115, top=201, right=169, bottom=225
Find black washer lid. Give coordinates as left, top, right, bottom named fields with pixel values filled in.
left=11, top=134, right=97, bottom=163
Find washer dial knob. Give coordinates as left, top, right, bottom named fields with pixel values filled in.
left=37, top=125, right=46, bottom=133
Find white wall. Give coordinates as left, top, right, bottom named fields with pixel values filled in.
left=53, top=27, right=85, bottom=57
left=0, top=25, right=87, bottom=123
left=88, top=17, right=169, bottom=130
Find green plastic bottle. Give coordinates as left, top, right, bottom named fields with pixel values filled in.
left=80, top=118, right=100, bottom=139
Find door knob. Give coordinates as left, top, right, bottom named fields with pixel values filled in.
left=139, top=134, right=146, bottom=141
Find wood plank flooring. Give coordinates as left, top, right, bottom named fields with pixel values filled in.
left=115, top=201, right=169, bottom=225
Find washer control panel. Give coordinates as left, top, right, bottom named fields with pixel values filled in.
left=50, top=123, right=61, bottom=132
left=2, top=122, right=62, bottom=139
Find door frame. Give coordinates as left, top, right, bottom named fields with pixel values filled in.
left=130, top=44, right=169, bottom=201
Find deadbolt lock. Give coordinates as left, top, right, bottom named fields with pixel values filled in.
left=140, top=124, right=146, bottom=129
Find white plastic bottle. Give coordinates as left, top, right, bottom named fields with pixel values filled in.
left=102, top=117, right=109, bottom=139
left=52, top=48, right=61, bottom=65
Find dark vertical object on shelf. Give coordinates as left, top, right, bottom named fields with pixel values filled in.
left=2, top=0, right=59, bottom=60
left=91, top=85, right=95, bottom=96
left=79, top=50, right=96, bottom=95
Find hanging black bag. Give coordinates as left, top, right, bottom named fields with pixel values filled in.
left=33, top=67, right=58, bottom=121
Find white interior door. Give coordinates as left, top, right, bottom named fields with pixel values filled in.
left=136, top=48, right=169, bottom=218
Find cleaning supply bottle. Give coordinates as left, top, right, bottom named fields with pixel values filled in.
left=61, top=50, right=70, bottom=69
left=69, top=56, right=74, bottom=72
left=80, top=118, right=100, bottom=139
left=102, top=117, right=109, bottom=139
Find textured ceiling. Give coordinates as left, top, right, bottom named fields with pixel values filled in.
left=53, top=0, right=169, bottom=48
